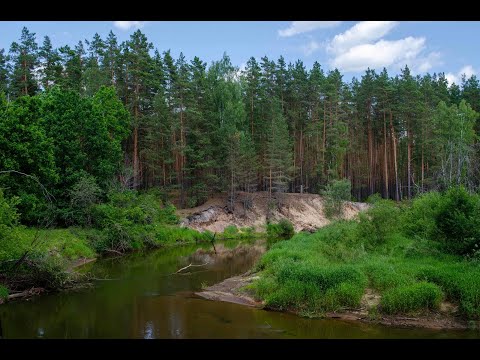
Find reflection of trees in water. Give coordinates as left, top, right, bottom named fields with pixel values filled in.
left=0, top=241, right=265, bottom=338
left=187, top=243, right=265, bottom=274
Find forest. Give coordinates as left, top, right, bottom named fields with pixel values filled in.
left=1, top=27, right=480, bottom=228
left=3, top=25, right=480, bottom=332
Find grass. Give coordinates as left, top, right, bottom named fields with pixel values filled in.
left=381, top=282, right=443, bottom=314
left=251, top=202, right=480, bottom=319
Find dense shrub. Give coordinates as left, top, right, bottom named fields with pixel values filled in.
left=357, top=200, right=400, bottom=246
left=69, top=174, right=102, bottom=226
left=266, top=219, right=295, bottom=246
left=435, top=186, right=480, bottom=256
left=401, top=191, right=443, bottom=240
left=0, top=189, right=19, bottom=227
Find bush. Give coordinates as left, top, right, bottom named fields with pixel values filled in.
left=69, top=174, right=102, bottom=226
left=267, top=219, right=295, bottom=246
left=223, top=225, right=239, bottom=237
left=322, top=179, right=352, bottom=218
left=357, top=200, right=400, bottom=246
left=435, top=186, right=480, bottom=256
left=0, top=189, right=19, bottom=227
left=401, top=191, right=443, bottom=240
left=381, top=282, right=443, bottom=314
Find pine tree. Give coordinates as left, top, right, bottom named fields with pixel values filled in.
left=265, top=98, right=293, bottom=197
left=0, top=49, right=8, bottom=95
left=9, top=27, right=39, bottom=98
left=84, top=33, right=108, bottom=96
left=38, top=36, right=62, bottom=91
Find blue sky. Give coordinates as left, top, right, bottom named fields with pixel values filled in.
left=0, top=21, right=478, bottom=85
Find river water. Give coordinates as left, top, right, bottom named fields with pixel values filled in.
left=1, top=240, right=479, bottom=338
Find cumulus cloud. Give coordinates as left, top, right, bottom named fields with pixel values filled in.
left=113, top=21, right=145, bottom=31
left=413, top=52, right=442, bottom=73
left=331, top=37, right=425, bottom=72
left=278, top=21, right=341, bottom=37
left=325, top=21, right=440, bottom=74
left=328, top=21, right=398, bottom=55
left=445, top=65, right=476, bottom=86
left=301, top=40, right=321, bottom=56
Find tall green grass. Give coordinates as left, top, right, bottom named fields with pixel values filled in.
left=252, top=189, right=480, bottom=319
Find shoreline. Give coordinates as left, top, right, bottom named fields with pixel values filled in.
left=195, top=271, right=479, bottom=331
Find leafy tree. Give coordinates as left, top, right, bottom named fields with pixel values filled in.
left=0, top=94, right=57, bottom=224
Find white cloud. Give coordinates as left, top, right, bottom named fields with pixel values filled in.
left=331, top=37, right=426, bottom=72
left=460, top=65, right=475, bottom=78
left=413, top=52, right=442, bottom=73
left=325, top=21, right=442, bottom=74
left=445, top=65, right=476, bottom=86
left=445, top=72, right=458, bottom=85
left=328, top=21, right=398, bottom=54
left=113, top=21, right=146, bottom=31
left=278, top=21, right=341, bottom=37
left=301, top=40, right=320, bottom=56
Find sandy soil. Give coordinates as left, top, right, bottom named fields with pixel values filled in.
left=178, top=191, right=369, bottom=233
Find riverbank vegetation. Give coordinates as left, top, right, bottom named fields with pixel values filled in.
left=2, top=26, right=480, bottom=315
left=251, top=186, right=480, bottom=320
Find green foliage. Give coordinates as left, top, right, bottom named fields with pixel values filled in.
left=0, top=284, right=8, bottom=299
left=435, top=186, right=480, bottom=255
left=417, top=265, right=480, bottom=319
left=0, top=95, right=58, bottom=225
left=253, top=197, right=480, bottom=319
left=401, top=191, right=443, bottom=240
left=365, top=193, right=382, bottom=204
left=0, top=189, right=19, bottom=227
left=266, top=219, right=294, bottom=246
left=364, top=263, right=412, bottom=291
left=223, top=225, right=239, bottom=237
left=380, top=282, right=443, bottom=314
left=322, top=179, right=352, bottom=218
left=69, top=174, right=102, bottom=226
left=357, top=200, right=400, bottom=246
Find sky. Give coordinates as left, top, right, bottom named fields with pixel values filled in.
left=0, top=21, right=479, bottom=85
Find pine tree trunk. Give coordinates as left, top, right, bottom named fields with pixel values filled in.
left=407, top=121, right=412, bottom=199
left=383, top=110, right=388, bottom=198
left=389, top=110, right=399, bottom=201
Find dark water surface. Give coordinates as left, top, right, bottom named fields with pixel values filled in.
left=1, top=240, right=479, bottom=338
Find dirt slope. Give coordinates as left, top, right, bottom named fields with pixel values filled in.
left=178, top=191, right=369, bottom=233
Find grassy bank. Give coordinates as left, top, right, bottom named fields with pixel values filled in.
left=0, top=190, right=262, bottom=298
left=251, top=187, right=480, bottom=320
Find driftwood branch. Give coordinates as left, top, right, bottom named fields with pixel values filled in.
left=174, top=262, right=210, bottom=274
left=176, top=269, right=210, bottom=276
left=7, top=287, right=45, bottom=300
left=91, top=277, right=120, bottom=281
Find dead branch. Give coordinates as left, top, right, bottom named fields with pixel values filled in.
left=174, top=262, right=210, bottom=274
left=176, top=269, right=210, bottom=276
left=7, top=287, right=45, bottom=300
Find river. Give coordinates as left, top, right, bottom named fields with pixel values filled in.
left=1, top=240, right=478, bottom=338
